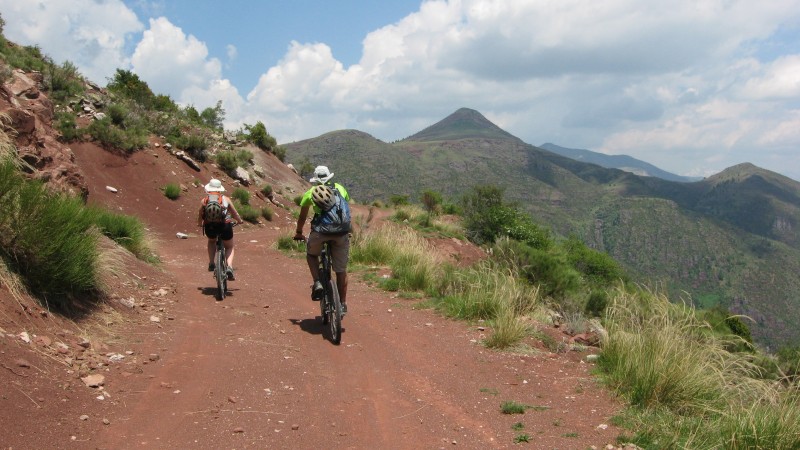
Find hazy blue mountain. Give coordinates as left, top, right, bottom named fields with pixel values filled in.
left=539, top=143, right=702, bottom=183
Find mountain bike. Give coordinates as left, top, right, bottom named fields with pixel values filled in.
left=294, top=235, right=343, bottom=344
left=318, top=240, right=343, bottom=345
left=211, top=222, right=237, bottom=301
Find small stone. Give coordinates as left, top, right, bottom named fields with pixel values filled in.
left=79, top=415, right=89, bottom=421
left=15, top=359, right=31, bottom=368
left=150, top=315, right=161, bottom=323
left=103, top=418, right=110, bottom=425
left=106, top=186, right=118, bottom=193
left=81, top=374, right=105, bottom=388
left=291, top=424, right=300, bottom=430
left=233, top=427, right=244, bottom=433
left=149, top=354, right=160, bottom=362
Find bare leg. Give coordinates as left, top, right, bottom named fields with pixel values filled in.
left=223, top=238, right=235, bottom=267
left=335, top=271, right=348, bottom=304
left=207, top=239, right=215, bottom=264
left=306, top=254, right=320, bottom=282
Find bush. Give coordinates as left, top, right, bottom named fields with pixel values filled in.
left=261, top=206, right=273, bottom=221
left=236, top=202, right=259, bottom=223
left=462, top=185, right=551, bottom=249
left=55, top=112, right=81, bottom=142
left=86, top=117, right=148, bottom=153
left=245, top=121, right=277, bottom=151
left=216, top=149, right=252, bottom=172
left=293, top=195, right=302, bottom=206
left=491, top=238, right=579, bottom=299
left=231, top=188, right=250, bottom=205
left=163, top=183, right=181, bottom=200
left=273, top=145, right=286, bottom=162
left=564, top=236, right=627, bottom=286
left=260, top=184, right=273, bottom=197
left=107, top=103, right=129, bottom=127
left=390, top=194, right=410, bottom=206
left=45, top=60, right=84, bottom=102
left=585, top=290, right=608, bottom=317
left=107, top=69, right=155, bottom=107
left=171, top=133, right=208, bottom=161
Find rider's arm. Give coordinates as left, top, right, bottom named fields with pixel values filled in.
left=197, top=205, right=205, bottom=227
left=295, top=204, right=311, bottom=237
left=226, top=198, right=244, bottom=224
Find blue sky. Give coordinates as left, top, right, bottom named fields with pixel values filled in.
left=1, top=0, right=799, bottom=181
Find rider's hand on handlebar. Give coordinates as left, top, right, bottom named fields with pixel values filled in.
left=293, top=232, right=305, bottom=241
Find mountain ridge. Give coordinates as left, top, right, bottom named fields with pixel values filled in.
left=285, top=108, right=800, bottom=349
left=539, top=142, right=702, bottom=183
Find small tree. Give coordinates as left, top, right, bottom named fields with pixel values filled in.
left=200, top=100, right=225, bottom=131
left=420, top=189, right=442, bottom=227
left=245, top=121, right=277, bottom=151
left=107, top=69, right=154, bottom=107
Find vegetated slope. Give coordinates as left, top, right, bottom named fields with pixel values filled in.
left=284, top=108, right=800, bottom=349
left=539, top=142, right=701, bottom=182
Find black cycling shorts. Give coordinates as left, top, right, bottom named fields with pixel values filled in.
left=204, top=222, right=234, bottom=241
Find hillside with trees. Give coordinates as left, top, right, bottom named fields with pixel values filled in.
left=285, top=108, right=800, bottom=350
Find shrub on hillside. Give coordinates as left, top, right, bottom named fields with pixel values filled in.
left=245, top=121, right=277, bottom=151
left=563, top=236, right=628, bottom=286
left=163, top=183, right=181, bottom=200
left=390, top=194, right=410, bottom=206
left=44, top=60, right=84, bottom=102
left=171, top=132, right=208, bottom=161
left=585, top=290, right=609, bottom=317
left=55, top=112, right=81, bottom=142
left=231, top=188, right=250, bottom=205
left=216, top=149, right=253, bottom=172
left=107, top=69, right=155, bottom=107
left=260, top=184, right=273, bottom=197
left=491, top=238, right=580, bottom=299
left=461, top=184, right=552, bottom=249
left=261, top=206, right=273, bottom=221
left=86, top=117, right=148, bottom=153
left=236, top=203, right=259, bottom=223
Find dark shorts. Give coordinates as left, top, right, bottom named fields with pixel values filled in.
left=204, top=222, right=233, bottom=241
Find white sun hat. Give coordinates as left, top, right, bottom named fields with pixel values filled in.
left=204, top=178, right=225, bottom=192
left=309, top=165, right=334, bottom=184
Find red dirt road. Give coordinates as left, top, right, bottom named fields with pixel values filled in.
left=1, top=142, right=624, bottom=449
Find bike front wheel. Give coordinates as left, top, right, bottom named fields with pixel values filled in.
left=327, top=279, right=342, bottom=345
left=215, top=248, right=226, bottom=301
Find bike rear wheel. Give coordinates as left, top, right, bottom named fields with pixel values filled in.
left=215, top=246, right=226, bottom=301
left=327, top=278, right=342, bottom=345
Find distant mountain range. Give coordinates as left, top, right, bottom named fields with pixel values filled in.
left=285, top=107, right=800, bottom=350
left=539, top=143, right=702, bottom=183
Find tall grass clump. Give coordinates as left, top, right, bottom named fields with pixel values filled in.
left=0, top=159, right=101, bottom=305
left=600, top=287, right=753, bottom=413
left=162, top=182, right=181, bottom=200
left=597, top=286, right=800, bottom=447
left=89, top=207, right=157, bottom=263
left=351, top=224, right=442, bottom=293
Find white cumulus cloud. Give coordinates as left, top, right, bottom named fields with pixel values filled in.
left=0, top=0, right=142, bottom=84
